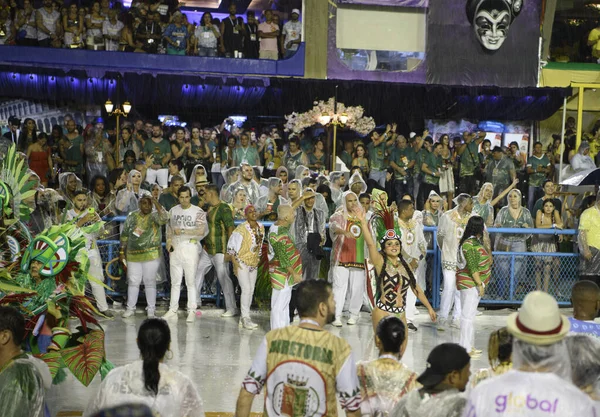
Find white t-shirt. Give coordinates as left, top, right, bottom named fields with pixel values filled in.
left=282, top=20, right=301, bottom=51
left=463, top=370, right=596, bottom=417
left=168, top=204, right=207, bottom=246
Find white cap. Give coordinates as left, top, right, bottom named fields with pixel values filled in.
left=291, top=8, right=300, bottom=15
left=409, top=132, right=416, bottom=139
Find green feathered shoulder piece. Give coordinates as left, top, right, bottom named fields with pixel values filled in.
left=0, top=144, right=36, bottom=220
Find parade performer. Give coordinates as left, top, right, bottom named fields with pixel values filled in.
left=65, top=190, right=112, bottom=316
left=329, top=191, right=368, bottom=327
left=227, top=204, right=265, bottom=330
left=356, top=201, right=436, bottom=332
left=267, top=204, right=302, bottom=330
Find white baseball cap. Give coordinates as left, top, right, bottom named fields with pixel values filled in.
left=291, top=8, right=300, bottom=15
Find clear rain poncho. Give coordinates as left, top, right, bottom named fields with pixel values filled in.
left=58, top=172, right=83, bottom=207
left=329, top=171, right=346, bottom=207
left=256, top=177, right=289, bottom=215
left=348, top=171, right=368, bottom=196
left=464, top=339, right=596, bottom=417
left=473, top=182, right=495, bottom=227
left=83, top=360, right=205, bottom=417
left=391, top=388, right=467, bottom=417
left=115, top=169, right=151, bottom=215
left=186, top=163, right=207, bottom=197
left=0, top=353, right=52, bottom=417
left=571, top=141, right=597, bottom=173
left=220, top=166, right=240, bottom=201
left=566, top=334, right=600, bottom=401
left=294, top=164, right=310, bottom=181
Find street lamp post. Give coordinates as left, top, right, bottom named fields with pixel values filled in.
left=319, top=85, right=349, bottom=171
left=104, top=99, right=132, bottom=165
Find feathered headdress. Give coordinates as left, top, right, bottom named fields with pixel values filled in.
left=0, top=145, right=37, bottom=220
left=373, top=203, right=401, bottom=246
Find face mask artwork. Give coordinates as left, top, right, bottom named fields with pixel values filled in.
left=466, top=0, right=523, bottom=52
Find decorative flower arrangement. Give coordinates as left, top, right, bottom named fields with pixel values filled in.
left=284, top=97, right=376, bottom=136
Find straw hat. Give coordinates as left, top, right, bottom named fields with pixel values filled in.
left=195, top=175, right=209, bottom=186
left=507, top=291, right=570, bottom=346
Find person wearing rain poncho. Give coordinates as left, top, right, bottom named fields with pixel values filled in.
left=565, top=334, right=600, bottom=407
left=119, top=195, right=169, bottom=319
left=348, top=171, right=368, bottom=197
left=163, top=185, right=208, bottom=324
left=256, top=177, right=289, bottom=221
left=391, top=343, right=471, bottom=417
left=58, top=171, right=84, bottom=211
left=65, top=190, right=112, bottom=317
left=357, top=316, right=419, bottom=417
left=284, top=138, right=309, bottom=178
left=186, top=163, right=208, bottom=200
left=267, top=204, right=303, bottom=330
left=0, top=307, right=52, bottom=417
left=571, top=141, right=597, bottom=174
left=115, top=169, right=152, bottom=215
left=223, top=163, right=261, bottom=205
left=355, top=199, right=436, bottom=333
left=294, top=164, right=310, bottom=182
left=329, top=171, right=348, bottom=207
left=220, top=166, right=240, bottom=201
left=395, top=199, right=427, bottom=331
left=329, top=191, right=369, bottom=327
left=436, top=193, right=475, bottom=330
left=463, top=291, right=596, bottom=417
left=275, top=166, right=289, bottom=199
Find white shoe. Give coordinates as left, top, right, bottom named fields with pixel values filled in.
left=347, top=316, right=358, bottom=325
left=162, top=310, right=178, bottom=320
left=122, top=309, right=135, bottom=318
left=450, top=319, right=460, bottom=329
left=437, top=319, right=447, bottom=331
left=332, top=319, right=343, bottom=327
left=221, top=309, right=238, bottom=318
left=476, top=310, right=483, bottom=316
left=240, top=318, right=258, bottom=330
left=186, top=311, right=196, bottom=323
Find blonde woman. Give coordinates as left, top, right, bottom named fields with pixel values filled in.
left=470, top=327, right=513, bottom=388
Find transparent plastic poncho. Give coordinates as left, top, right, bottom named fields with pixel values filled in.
left=0, top=354, right=52, bottom=417
left=391, top=388, right=467, bottom=417
left=83, top=361, right=205, bottom=417
left=115, top=170, right=151, bottom=215
left=566, top=334, right=600, bottom=401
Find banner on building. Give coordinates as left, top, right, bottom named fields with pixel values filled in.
left=426, top=0, right=541, bottom=87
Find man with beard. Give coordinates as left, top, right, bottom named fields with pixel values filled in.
left=236, top=280, right=361, bottom=417
left=225, top=163, right=261, bottom=205
left=143, top=122, right=171, bottom=188
left=233, top=133, right=260, bottom=167
left=191, top=174, right=209, bottom=210
left=329, top=171, right=347, bottom=207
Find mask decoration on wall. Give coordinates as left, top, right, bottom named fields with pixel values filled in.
left=466, top=0, right=523, bottom=52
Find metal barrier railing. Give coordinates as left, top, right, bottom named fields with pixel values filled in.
left=97, top=217, right=578, bottom=310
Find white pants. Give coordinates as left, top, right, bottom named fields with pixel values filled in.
left=196, top=252, right=237, bottom=311
left=459, top=287, right=480, bottom=352
left=88, top=249, right=109, bottom=312
left=146, top=168, right=168, bottom=188
left=333, top=266, right=365, bottom=319
left=169, top=242, right=200, bottom=313
left=439, top=269, right=461, bottom=321
left=238, top=263, right=257, bottom=319
left=127, top=258, right=159, bottom=314
left=271, top=284, right=292, bottom=330
left=406, top=260, right=426, bottom=321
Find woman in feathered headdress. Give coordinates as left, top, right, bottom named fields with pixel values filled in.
left=355, top=201, right=437, bottom=332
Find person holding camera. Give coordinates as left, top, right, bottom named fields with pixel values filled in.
left=457, top=131, right=485, bottom=196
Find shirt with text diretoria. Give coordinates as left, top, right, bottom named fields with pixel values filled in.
left=243, top=325, right=361, bottom=416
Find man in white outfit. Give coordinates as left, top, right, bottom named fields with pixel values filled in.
left=437, top=194, right=474, bottom=330
left=196, top=184, right=238, bottom=318
left=464, top=291, right=596, bottom=417
left=396, top=199, right=426, bottom=331
left=66, top=191, right=112, bottom=317
left=163, top=186, right=208, bottom=323
left=329, top=191, right=367, bottom=327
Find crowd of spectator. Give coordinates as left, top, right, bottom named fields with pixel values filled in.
left=0, top=0, right=302, bottom=59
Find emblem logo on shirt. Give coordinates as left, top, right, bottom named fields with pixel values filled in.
left=349, top=224, right=362, bottom=238
left=270, top=368, right=322, bottom=416
left=456, top=227, right=465, bottom=239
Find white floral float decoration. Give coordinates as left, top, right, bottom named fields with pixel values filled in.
left=284, top=98, right=376, bottom=135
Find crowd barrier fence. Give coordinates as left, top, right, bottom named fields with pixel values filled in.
left=97, top=217, right=579, bottom=310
